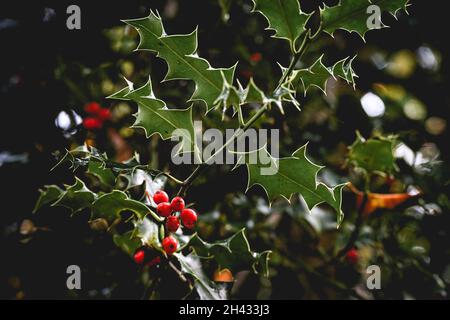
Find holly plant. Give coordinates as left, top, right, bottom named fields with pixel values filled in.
left=33, top=0, right=411, bottom=299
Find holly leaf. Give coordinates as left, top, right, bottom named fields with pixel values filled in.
left=133, top=217, right=161, bottom=249
left=109, top=77, right=196, bottom=153
left=332, top=56, right=358, bottom=88
left=321, top=0, right=410, bottom=41
left=91, top=190, right=160, bottom=222
left=288, top=55, right=358, bottom=96
left=33, top=185, right=63, bottom=213
left=252, top=0, right=312, bottom=52
left=246, top=146, right=346, bottom=225
left=186, top=229, right=271, bottom=277
left=52, top=177, right=97, bottom=214
left=289, top=55, right=334, bottom=95
left=348, top=133, right=397, bottom=174
left=175, top=253, right=228, bottom=300
left=113, top=230, right=142, bottom=256
left=87, top=159, right=116, bottom=186
left=123, top=11, right=236, bottom=112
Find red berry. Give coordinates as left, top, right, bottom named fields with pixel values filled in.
left=84, top=102, right=102, bottom=114
left=97, top=108, right=111, bottom=121
left=83, top=117, right=102, bottom=130
left=166, top=216, right=180, bottom=233
left=134, top=250, right=145, bottom=264
left=250, top=52, right=262, bottom=63
left=157, top=202, right=172, bottom=217
left=153, top=190, right=169, bottom=205
left=180, top=209, right=197, bottom=229
left=162, top=236, right=178, bottom=255
left=346, top=248, right=359, bottom=264
left=171, top=196, right=185, bottom=212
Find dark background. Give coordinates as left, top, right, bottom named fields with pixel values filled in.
left=0, top=0, right=448, bottom=299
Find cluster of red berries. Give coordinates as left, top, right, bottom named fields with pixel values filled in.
left=154, top=191, right=198, bottom=256
left=82, top=102, right=111, bottom=130
left=133, top=191, right=198, bottom=264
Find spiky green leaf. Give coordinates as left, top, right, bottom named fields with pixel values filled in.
left=175, top=253, right=228, bottom=300
left=289, top=55, right=334, bottom=95
left=52, top=177, right=97, bottom=214
left=33, top=185, right=63, bottom=213
left=91, top=190, right=159, bottom=222
left=123, top=11, right=236, bottom=112
left=187, top=229, right=271, bottom=276
left=321, top=0, right=410, bottom=41
left=109, top=78, right=195, bottom=153
left=348, top=133, right=397, bottom=174
left=87, top=159, right=116, bottom=186
left=252, top=0, right=311, bottom=52
left=246, top=146, right=346, bottom=225
left=113, top=231, right=142, bottom=256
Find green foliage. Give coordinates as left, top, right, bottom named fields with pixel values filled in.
left=109, top=77, right=196, bottom=152
left=87, top=159, right=116, bottom=186
left=175, top=253, right=228, bottom=300
left=252, top=0, right=311, bottom=52
left=33, top=185, right=63, bottom=213
left=246, top=146, right=346, bottom=225
left=321, top=0, right=410, bottom=40
left=52, top=177, right=97, bottom=214
left=348, top=133, right=397, bottom=174
left=92, top=190, right=155, bottom=221
left=187, top=229, right=271, bottom=276
left=123, top=11, right=236, bottom=112
left=31, top=0, right=419, bottom=300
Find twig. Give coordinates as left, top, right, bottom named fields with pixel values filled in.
left=168, top=261, right=189, bottom=283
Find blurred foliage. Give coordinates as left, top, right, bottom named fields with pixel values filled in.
left=0, top=0, right=449, bottom=299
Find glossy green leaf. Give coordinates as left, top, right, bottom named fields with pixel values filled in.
left=187, top=229, right=271, bottom=276
left=91, top=190, right=158, bottom=222
left=87, top=159, right=116, bottom=186
left=289, top=55, right=334, bottom=95
left=252, top=0, right=311, bottom=52
left=109, top=78, right=195, bottom=153
left=246, top=146, right=346, bottom=225
left=113, top=230, right=142, bottom=256
left=52, top=177, right=97, bottom=214
left=33, top=185, right=63, bottom=213
left=134, top=217, right=161, bottom=249
left=348, top=133, right=397, bottom=174
left=175, top=253, right=228, bottom=300
left=321, top=0, right=410, bottom=41
left=123, top=11, right=236, bottom=112
left=332, top=56, right=358, bottom=88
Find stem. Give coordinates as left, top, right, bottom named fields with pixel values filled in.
left=324, top=193, right=368, bottom=266
left=99, top=159, right=183, bottom=184
left=168, top=261, right=189, bottom=283
left=177, top=31, right=313, bottom=196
